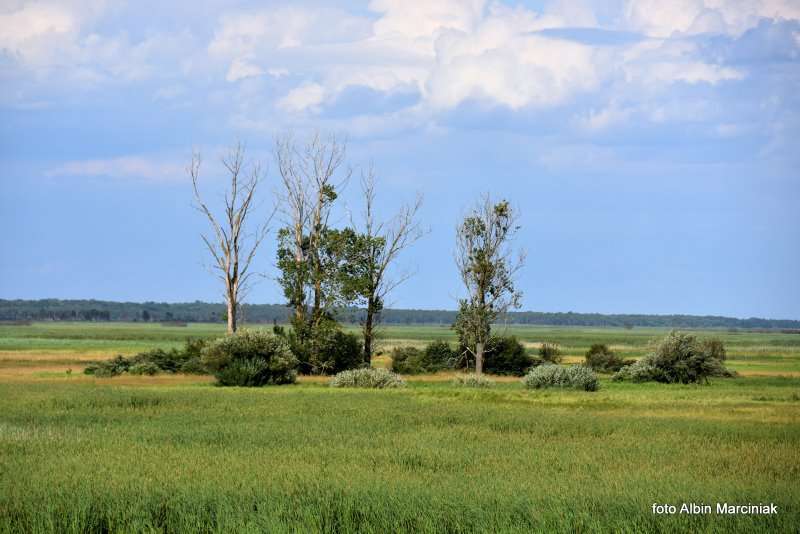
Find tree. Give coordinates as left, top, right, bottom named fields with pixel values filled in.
left=190, top=143, right=271, bottom=334
left=274, top=131, right=352, bottom=364
left=350, top=166, right=425, bottom=363
left=453, top=194, right=524, bottom=375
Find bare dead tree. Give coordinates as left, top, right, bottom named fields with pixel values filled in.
left=355, top=165, right=425, bottom=363
left=454, top=194, right=525, bottom=375
left=190, top=142, right=271, bottom=334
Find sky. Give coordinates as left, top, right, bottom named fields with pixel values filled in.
left=0, top=0, right=799, bottom=319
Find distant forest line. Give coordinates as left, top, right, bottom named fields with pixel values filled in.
left=1, top=299, right=799, bottom=330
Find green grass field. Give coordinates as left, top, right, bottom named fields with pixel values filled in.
left=1, top=322, right=799, bottom=532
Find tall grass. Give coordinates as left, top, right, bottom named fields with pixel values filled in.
left=1, top=378, right=798, bottom=532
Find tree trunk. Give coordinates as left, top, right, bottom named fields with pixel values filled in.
left=226, top=298, right=237, bottom=334
left=475, top=341, right=484, bottom=376
left=363, top=298, right=375, bottom=365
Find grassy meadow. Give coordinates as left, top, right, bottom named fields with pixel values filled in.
left=1, top=322, right=799, bottom=532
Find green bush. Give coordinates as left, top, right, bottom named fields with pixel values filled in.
left=484, top=336, right=534, bottom=376
left=611, top=358, right=659, bottom=382
left=390, top=346, right=425, bottom=374
left=392, top=341, right=456, bottom=374
left=612, top=331, right=734, bottom=384
left=538, top=342, right=562, bottom=364
left=285, top=319, right=363, bottom=375
left=84, top=355, right=130, bottom=377
left=201, top=330, right=298, bottom=387
left=522, top=364, right=599, bottom=391
left=452, top=374, right=494, bottom=388
left=130, top=348, right=183, bottom=373
left=584, top=344, right=631, bottom=373
left=329, top=368, right=406, bottom=388
left=128, top=362, right=160, bottom=376
left=702, top=338, right=727, bottom=361
left=178, top=357, right=207, bottom=375
left=423, top=340, right=456, bottom=371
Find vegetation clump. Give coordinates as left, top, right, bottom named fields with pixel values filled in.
left=452, top=374, right=494, bottom=388
left=201, top=330, right=297, bottom=386
left=83, top=339, right=210, bottom=377
left=484, top=336, right=534, bottom=375
left=522, top=364, right=599, bottom=391
left=329, top=368, right=405, bottom=388
left=128, top=361, right=160, bottom=376
left=584, top=343, right=632, bottom=373
left=280, top=320, right=363, bottom=375
left=538, top=342, right=563, bottom=364
left=391, top=341, right=456, bottom=374
left=612, top=331, right=735, bottom=384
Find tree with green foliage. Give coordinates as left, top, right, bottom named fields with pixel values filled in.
left=274, top=131, right=359, bottom=368
left=453, top=194, right=524, bottom=375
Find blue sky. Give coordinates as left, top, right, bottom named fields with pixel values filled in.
left=1, top=0, right=799, bottom=319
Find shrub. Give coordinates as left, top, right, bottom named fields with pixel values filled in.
left=201, top=330, right=298, bottom=387
left=584, top=344, right=629, bottom=373
left=538, top=342, right=563, bottom=364
left=128, top=362, right=160, bottom=376
left=702, top=338, right=727, bottom=361
left=390, top=346, right=425, bottom=374
left=611, top=358, right=659, bottom=382
left=452, top=374, right=494, bottom=388
left=285, top=319, right=363, bottom=375
left=484, top=336, right=534, bottom=376
left=522, top=364, right=599, bottom=391
left=322, top=330, right=364, bottom=374
left=392, top=341, right=456, bottom=374
left=329, top=368, right=405, bottom=388
left=423, top=340, right=456, bottom=371
left=179, top=357, right=207, bottom=375
left=612, top=331, right=733, bottom=384
left=130, top=348, right=184, bottom=373
left=84, top=355, right=130, bottom=377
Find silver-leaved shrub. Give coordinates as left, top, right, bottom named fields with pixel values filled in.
left=522, top=364, right=599, bottom=391
left=329, top=368, right=406, bottom=388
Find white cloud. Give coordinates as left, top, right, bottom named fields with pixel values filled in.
left=276, top=82, right=326, bottom=113
left=623, top=0, right=800, bottom=37
left=226, top=57, right=264, bottom=82
left=46, top=156, right=184, bottom=183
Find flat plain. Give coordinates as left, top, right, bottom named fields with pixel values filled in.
left=1, top=322, right=798, bottom=532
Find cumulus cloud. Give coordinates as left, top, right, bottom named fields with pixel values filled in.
left=623, top=0, right=800, bottom=37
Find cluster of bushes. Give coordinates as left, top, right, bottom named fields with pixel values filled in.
left=522, top=364, right=600, bottom=391
left=329, top=368, right=405, bottom=388
left=584, top=344, right=634, bottom=373
left=390, top=340, right=455, bottom=374
left=84, top=338, right=209, bottom=378
left=612, top=331, right=734, bottom=384
left=391, top=336, right=558, bottom=376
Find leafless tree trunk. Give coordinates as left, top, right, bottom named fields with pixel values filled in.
left=190, top=143, right=271, bottom=334
left=356, top=166, right=425, bottom=364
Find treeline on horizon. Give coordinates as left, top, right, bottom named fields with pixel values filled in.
left=1, top=299, right=799, bottom=330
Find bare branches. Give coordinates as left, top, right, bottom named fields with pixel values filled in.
left=356, top=164, right=427, bottom=360
left=190, top=142, right=272, bottom=333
